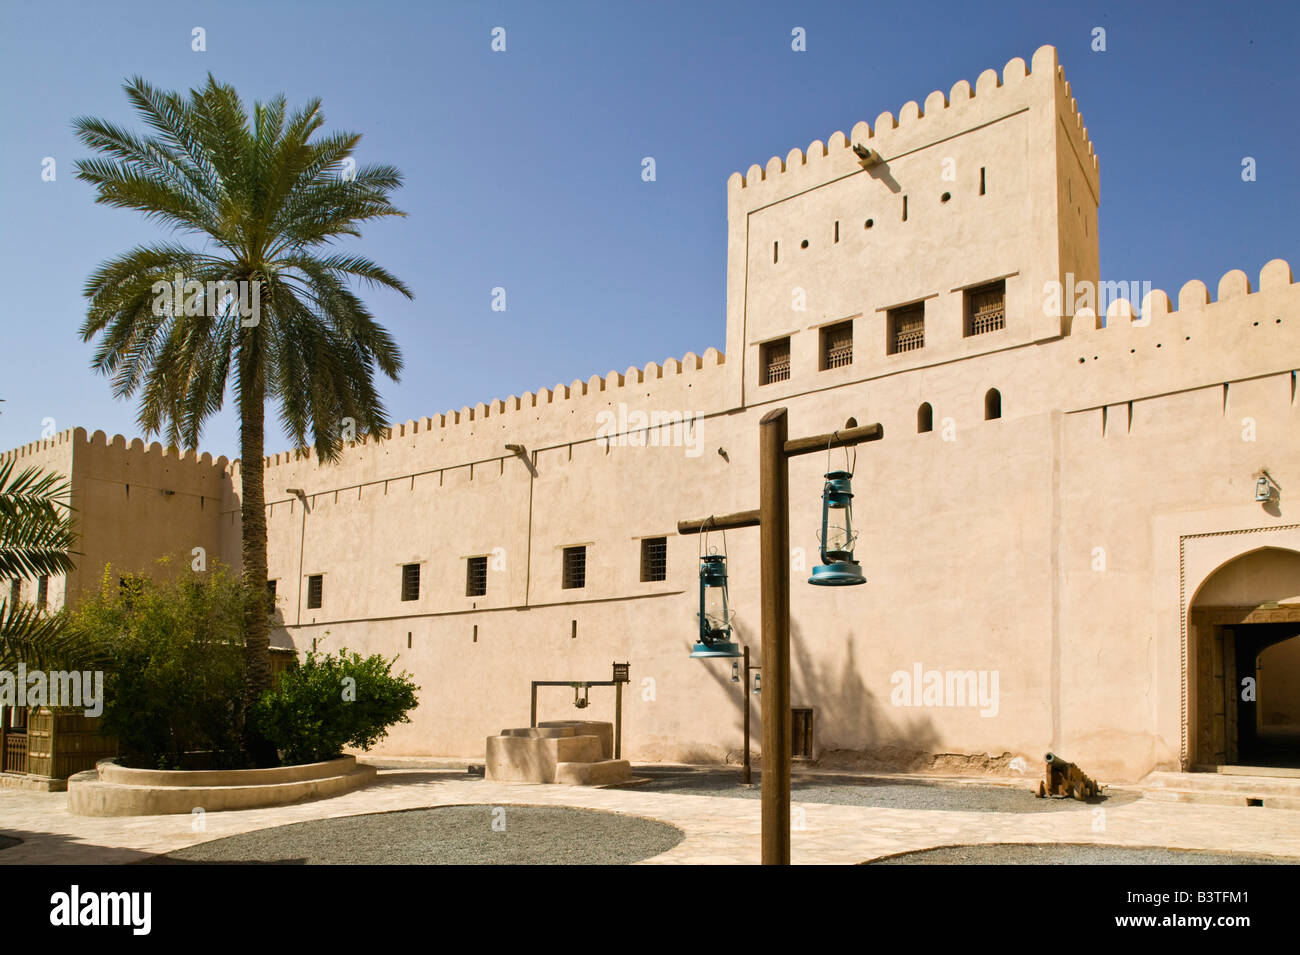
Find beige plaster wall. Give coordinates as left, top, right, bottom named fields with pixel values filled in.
left=8, top=46, right=1298, bottom=783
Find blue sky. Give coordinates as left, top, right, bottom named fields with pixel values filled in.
left=1, top=0, right=1296, bottom=459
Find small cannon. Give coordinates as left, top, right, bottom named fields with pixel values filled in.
left=1036, top=752, right=1100, bottom=800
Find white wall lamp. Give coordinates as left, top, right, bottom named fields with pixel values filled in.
left=1254, top=470, right=1281, bottom=504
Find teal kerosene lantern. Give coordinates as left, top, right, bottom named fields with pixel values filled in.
left=808, top=469, right=867, bottom=586
left=691, top=553, right=741, bottom=658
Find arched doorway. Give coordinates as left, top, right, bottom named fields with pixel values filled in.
left=1189, top=548, right=1300, bottom=768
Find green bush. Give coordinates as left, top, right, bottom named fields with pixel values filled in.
left=252, top=649, right=419, bottom=765
left=65, top=562, right=258, bottom=769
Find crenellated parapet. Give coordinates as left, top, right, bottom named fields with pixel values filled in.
left=248, top=347, right=726, bottom=471
left=1068, top=259, right=1294, bottom=335
left=74, top=428, right=230, bottom=475
left=0, top=425, right=79, bottom=465
left=726, top=45, right=1096, bottom=206
left=1063, top=258, right=1298, bottom=412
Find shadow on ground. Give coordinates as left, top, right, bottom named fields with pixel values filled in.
left=627, top=765, right=1139, bottom=813
left=138, top=804, right=683, bottom=865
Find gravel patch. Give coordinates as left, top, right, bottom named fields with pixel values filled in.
left=631, top=767, right=1139, bottom=812
left=143, top=805, right=683, bottom=865
left=871, top=843, right=1294, bottom=865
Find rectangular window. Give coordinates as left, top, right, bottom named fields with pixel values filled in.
left=792, top=707, right=814, bottom=759
left=401, top=563, right=420, bottom=602
left=640, top=537, right=667, bottom=582
left=760, top=337, right=791, bottom=385
left=887, top=303, right=925, bottom=354
left=306, top=574, right=323, bottom=610
left=819, top=321, right=853, bottom=370
left=466, top=556, right=488, bottom=597
left=36, top=575, right=48, bottom=611
left=8, top=579, right=18, bottom=608
left=267, top=579, right=277, bottom=599
left=965, top=280, right=1006, bottom=337
left=562, top=546, right=586, bottom=590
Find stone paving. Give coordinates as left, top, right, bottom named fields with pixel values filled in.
left=1, top=767, right=1298, bottom=865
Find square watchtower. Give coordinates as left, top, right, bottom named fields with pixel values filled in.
left=723, top=45, right=1100, bottom=408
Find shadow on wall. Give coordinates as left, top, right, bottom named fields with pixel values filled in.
left=698, top=618, right=946, bottom=771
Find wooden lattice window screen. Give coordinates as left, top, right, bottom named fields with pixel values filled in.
left=889, top=305, right=925, bottom=353
left=821, top=322, right=853, bottom=369
left=761, top=338, right=791, bottom=385
left=966, top=282, right=1006, bottom=336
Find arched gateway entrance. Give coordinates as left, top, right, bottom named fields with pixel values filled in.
left=1189, top=547, right=1300, bottom=768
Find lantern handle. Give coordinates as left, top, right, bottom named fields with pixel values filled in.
left=825, top=431, right=857, bottom=476
left=698, top=515, right=729, bottom=560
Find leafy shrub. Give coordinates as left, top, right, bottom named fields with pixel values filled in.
left=65, top=562, right=257, bottom=769
left=252, top=649, right=419, bottom=765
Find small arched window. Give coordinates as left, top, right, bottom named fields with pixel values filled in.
left=985, top=388, right=1002, bottom=420
left=917, top=402, right=933, bottom=433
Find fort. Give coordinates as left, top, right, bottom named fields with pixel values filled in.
left=5, top=45, right=1299, bottom=783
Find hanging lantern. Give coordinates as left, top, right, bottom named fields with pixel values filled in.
left=809, top=469, right=866, bottom=586
left=692, top=553, right=741, bottom=658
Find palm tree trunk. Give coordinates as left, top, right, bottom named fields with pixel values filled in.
left=239, top=326, right=276, bottom=766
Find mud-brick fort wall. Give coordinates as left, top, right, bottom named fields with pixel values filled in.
left=0, top=428, right=230, bottom=607
left=6, top=46, right=1297, bottom=782
left=232, top=46, right=1298, bottom=780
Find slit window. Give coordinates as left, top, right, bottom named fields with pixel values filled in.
left=401, top=563, right=421, bottom=602
left=8, top=579, right=18, bottom=608
left=466, top=556, right=488, bottom=597
left=887, top=303, right=925, bottom=354
left=306, top=574, right=323, bottom=610
left=562, top=546, right=587, bottom=590
left=819, top=321, right=853, bottom=370
left=36, top=575, right=48, bottom=611
left=640, top=537, right=668, bottom=582
left=965, top=280, right=1006, bottom=336
left=760, top=337, right=791, bottom=385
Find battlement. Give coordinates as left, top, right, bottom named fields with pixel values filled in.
left=1070, top=258, right=1294, bottom=333
left=0, top=426, right=78, bottom=465
left=727, top=45, right=1096, bottom=204
left=241, top=347, right=727, bottom=473
left=0, top=427, right=231, bottom=471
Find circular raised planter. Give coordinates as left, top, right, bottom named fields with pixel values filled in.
left=68, top=755, right=377, bottom=817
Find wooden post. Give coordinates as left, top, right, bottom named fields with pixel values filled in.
left=677, top=412, right=882, bottom=865
left=742, top=644, right=752, bottom=785
left=758, top=408, right=790, bottom=865
left=615, top=680, right=623, bottom=759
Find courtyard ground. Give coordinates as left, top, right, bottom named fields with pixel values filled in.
left=1, top=763, right=1298, bottom=865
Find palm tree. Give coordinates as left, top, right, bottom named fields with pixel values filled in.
left=0, top=460, right=84, bottom=671
left=74, top=75, right=411, bottom=763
